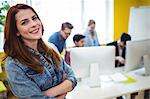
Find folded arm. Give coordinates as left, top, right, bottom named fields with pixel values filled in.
left=43, top=80, right=72, bottom=97
left=43, top=59, right=77, bottom=97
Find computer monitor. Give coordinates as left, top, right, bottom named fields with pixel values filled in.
left=70, top=46, right=115, bottom=79
left=125, top=39, right=150, bottom=75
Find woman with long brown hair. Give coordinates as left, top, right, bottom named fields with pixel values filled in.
left=3, top=3, right=77, bottom=99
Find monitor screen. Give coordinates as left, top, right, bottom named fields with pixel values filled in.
left=125, top=39, right=150, bottom=72
left=70, top=46, right=115, bottom=79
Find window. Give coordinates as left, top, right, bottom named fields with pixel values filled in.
left=1, top=0, right=114, bottom=49
left=31, top=0, right=82, bottom=46
left=83, top=0, right=114, bottom=44
left=31, top=0, right=114, bottom=46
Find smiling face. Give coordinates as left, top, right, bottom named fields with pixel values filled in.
left=15, top=9, right=42, bottom=45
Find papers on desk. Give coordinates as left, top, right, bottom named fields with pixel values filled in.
left=100, top=75, right=112, bottom=82
left=110, top=73, right=137, bottom=84
left=121, top=76, right=136, bottom=84
left=100, top=73, right=127, bottom=82
left=110, top=73, right=128, bottom=82
left=100, top=73, right=136, bottom=84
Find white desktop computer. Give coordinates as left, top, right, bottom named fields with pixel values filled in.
left=125, top=39, right=150, bottom=76
left=70, top=46, right=115, bottom=87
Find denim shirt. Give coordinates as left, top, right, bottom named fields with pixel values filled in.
left=5, top=48, right=77, bottom=99
left=84, top=30, right=100, bottom=47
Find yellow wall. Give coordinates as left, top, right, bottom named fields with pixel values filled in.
left=139, top=0, right=150, bottom=6
left=114, top=0, right=150, bottom=41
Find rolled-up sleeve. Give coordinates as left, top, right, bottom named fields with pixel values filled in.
left=5, top=61, right=56, bottom=99
left=61, top=59, right=77, bottom=90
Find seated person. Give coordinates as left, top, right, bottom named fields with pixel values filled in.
left=107, top=32, right=131, bottom=67
left=65, top=34, right=85, bottom=65
left=107, top=33, right=139, bottom=99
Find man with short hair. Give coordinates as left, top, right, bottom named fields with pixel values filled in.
left=65, top=34, right=85, bottom=65
left=48, top=22, right=73, bottom=54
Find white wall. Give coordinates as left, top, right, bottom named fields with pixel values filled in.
left=128, top=6, right=150, bottom=41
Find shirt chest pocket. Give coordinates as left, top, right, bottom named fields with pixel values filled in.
left=25, top=69, right=53, bottom=91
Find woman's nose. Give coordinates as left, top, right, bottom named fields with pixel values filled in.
left=30, top=20, right=37, bottom=27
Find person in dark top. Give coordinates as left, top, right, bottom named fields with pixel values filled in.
left=107, top=32, right=131, bottom=67
left=107, top=33, right=133, bottom=99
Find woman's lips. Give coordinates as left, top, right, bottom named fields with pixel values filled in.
left=30, top=28, right=39, bottom=34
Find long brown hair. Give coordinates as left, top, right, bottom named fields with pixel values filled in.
left=3, top=4, right=61, bottom=73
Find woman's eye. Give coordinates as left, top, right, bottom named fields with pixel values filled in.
left=21, top=20, right=28, bottom=25
left=32, top=16, right=38, bottom=21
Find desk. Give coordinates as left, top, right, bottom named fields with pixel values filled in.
left=67, top=68, right=150, bottom=99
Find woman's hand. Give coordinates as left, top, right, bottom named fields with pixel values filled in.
left=115, top=56, right=125, bottom=64
left=56, top=93, right=67, bottom=99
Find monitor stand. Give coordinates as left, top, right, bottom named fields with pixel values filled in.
left=143, top=55, right=150, bottom=76
left=137, top=55, right=150, bottom=76
left=88, top=63, right=101, bottom=88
